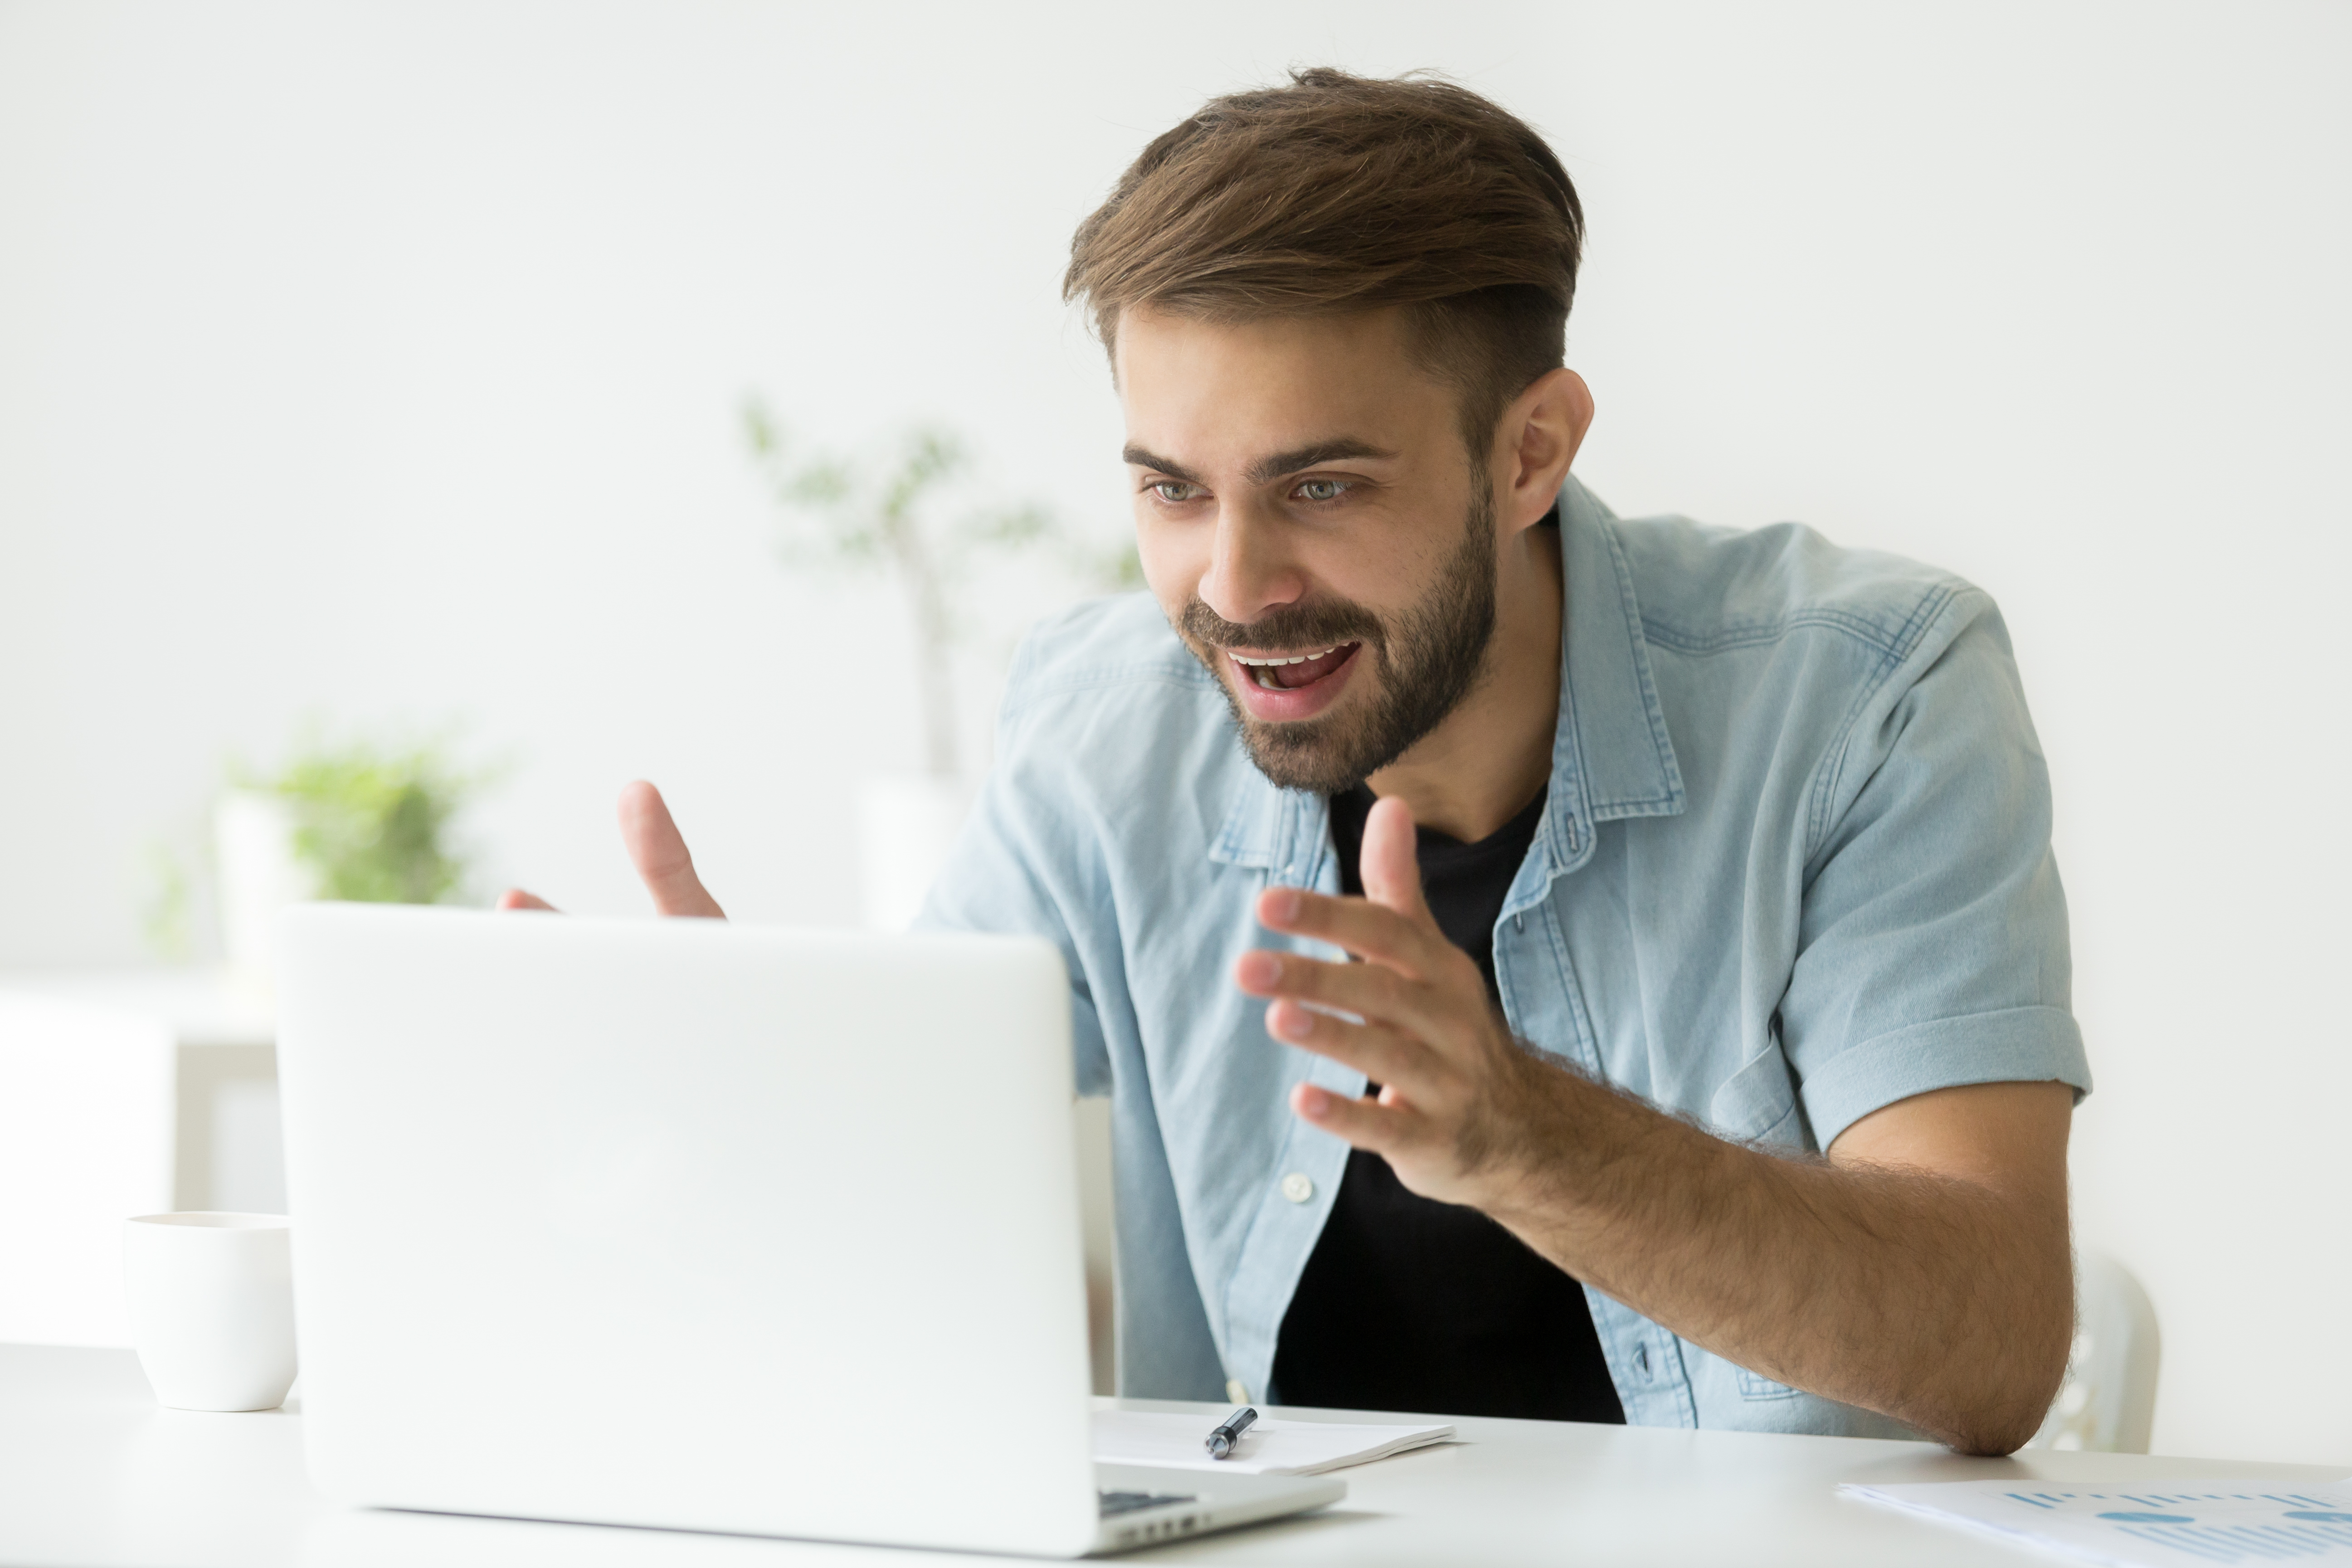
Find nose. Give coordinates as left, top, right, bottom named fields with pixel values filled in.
left=1197, top=499, right=1307, bottom=630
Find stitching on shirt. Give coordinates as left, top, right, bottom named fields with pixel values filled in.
left=1208, top=808, right=1259, bottom=866
left=1535, top=899, right=1604, bottom=1074
left=1737, top=1368, right=1802, bottom=1401
left=1586, top=790, right=1682, bottom=816
left=1596, top=517, right=1686, bottom=813
left=1557, top=669, right=1594, bottom=852
left=1638, top=604, right=1939, bottom=659
left=1741, top=1090, right=1805, bottom=1149
left=1661, top=1333, right=1700, bottom=1426
left=1802, top=583, right=1965, bottom=861
left=1206, top=730, right=1288, bottom=867
left=1804, top=659, right=1898, bottom=860
left=1493, top=905, right=1526, bottom=1035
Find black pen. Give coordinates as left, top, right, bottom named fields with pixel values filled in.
left=1205, top=1405, right=1258, bottom=1460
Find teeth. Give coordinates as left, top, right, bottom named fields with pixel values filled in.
left=1231, top=647, right=1337, bottom=667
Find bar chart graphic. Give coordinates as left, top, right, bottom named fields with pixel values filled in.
left=1845, top=1478, right=2352, bottom=1565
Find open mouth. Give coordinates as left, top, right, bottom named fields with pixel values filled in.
left=1229, top=643, right=1361, bottom=691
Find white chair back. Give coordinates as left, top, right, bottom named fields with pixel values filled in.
left=2028, top=1249, right=2161, bottom=1452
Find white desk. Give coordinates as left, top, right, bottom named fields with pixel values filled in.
left=7, top=1344, right=2344, bottom=1567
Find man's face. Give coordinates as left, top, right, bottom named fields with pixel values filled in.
left=1116, top=307, right=1501, bottom=795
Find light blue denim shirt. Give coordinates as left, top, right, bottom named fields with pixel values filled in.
left=918, top=477, right=2090, bottom=1438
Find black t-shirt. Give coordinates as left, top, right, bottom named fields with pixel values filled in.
left=1268, top=783, right=1626, bottom=1424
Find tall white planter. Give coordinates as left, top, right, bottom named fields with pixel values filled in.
left=214, top=792, right=316, bottom=998
left=857, top=775, right=970, bottom=932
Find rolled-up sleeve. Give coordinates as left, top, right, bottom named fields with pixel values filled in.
left=1779, top=600, right=2092, bottom=1148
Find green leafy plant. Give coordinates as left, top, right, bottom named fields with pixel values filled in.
left=744, top=399, right=1141, bottom=780
left=141, top=730, right=495, bottom=963
left=266, top=740, right=481, bottom=904
left=226, top=729, right=494, bottom=906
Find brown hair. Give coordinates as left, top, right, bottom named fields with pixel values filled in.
left=1063, top=68, right=1584, bottom=458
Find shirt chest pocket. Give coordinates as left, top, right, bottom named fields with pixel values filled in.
left=1736, top=1368, right=1801, bottom=1401
left=1704, top=1037, right=1807, bottom=1149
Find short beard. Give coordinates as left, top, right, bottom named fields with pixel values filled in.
left=1176, top=483, right=1500, bottom=796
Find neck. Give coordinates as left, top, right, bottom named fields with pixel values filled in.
left=1365, top=521, right=1563, bottom=843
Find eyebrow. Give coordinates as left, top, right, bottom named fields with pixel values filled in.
left=1120, top=438, right=1398, bottom=489
left=1121, top=445, right=1203, bottom=484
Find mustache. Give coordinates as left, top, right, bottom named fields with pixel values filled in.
left=1177, top=596, right=1385, bottom=653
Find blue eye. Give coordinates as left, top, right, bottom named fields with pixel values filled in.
left=1296, top=478, right=1345, bottom=502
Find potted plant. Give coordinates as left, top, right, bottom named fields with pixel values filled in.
left=744, top=402, right=1136, bottom=928
left=213, top=733, right=487, bottom=995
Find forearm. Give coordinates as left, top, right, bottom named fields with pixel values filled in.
left=1481, top=1061, right=2073, bottom=1453
left=1237, top=833, right=2075, bottom=1452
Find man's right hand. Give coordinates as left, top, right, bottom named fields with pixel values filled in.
left=495, top=779, right=726, bottom=919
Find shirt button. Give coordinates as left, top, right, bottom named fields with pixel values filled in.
left=1281, top=1172, right=1314, bottom=1204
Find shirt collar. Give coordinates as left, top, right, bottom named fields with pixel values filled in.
left=1209, top=475, right=1684, bottom=881
left=1540, top=475, right=1685, bottom=876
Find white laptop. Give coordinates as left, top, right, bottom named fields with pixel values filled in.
left=273, top=903, right=1343, bottom=1556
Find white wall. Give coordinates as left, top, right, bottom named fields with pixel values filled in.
left=3, top=1, right=2345, bottom=1463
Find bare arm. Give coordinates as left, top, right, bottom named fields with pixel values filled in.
left=1241, top=795, right=2073, bottom=1454
left=1485, top=1069, right=2070, bottom=1451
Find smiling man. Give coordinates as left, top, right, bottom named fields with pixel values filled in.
left=540, top=69, right=2090, bottom=1454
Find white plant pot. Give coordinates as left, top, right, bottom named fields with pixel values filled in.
left=857, top=775, right=971, bottom=932
left=214, top=791, right=317, bottom=998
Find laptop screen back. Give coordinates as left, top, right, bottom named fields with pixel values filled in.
left=275, top=904, right=1099, bottom=1556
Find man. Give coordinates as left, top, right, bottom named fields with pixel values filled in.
left=511, top=69, right=2089, bottom=1454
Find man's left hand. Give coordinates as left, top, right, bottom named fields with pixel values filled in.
left=1235, top=794, right=1572, bottom=1213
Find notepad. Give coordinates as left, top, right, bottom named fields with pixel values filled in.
left=1092, top=1410, right=1456, bottom=1475
left=1843, top=1477, right=2352, bottom=1566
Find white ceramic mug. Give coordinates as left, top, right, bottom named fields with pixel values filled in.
left=123, top=1212, right=297, bottom=1412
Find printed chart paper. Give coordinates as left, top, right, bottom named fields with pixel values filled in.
left=1844, top=1478, right=2352, bottom=1565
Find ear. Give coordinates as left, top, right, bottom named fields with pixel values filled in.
left=1494, top=368, right=1594, bottom=534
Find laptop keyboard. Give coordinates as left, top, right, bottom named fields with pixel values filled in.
left=1099, top=1489, right=1198, bottom=1517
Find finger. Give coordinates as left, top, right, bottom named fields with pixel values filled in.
left=497, top=888, right=559, bottom=912
left=1359, top=796, right=1432, bottom=922
left=1290, top=1081, right=1415, bottom=1154
left=1234, top=948, right=1450, bottom=1040
left=617, top=780, right=726, bottom=919
left=1265, top=998, right=1435, bottom=1088
left=1257, top=884, right=1447, bottom=979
